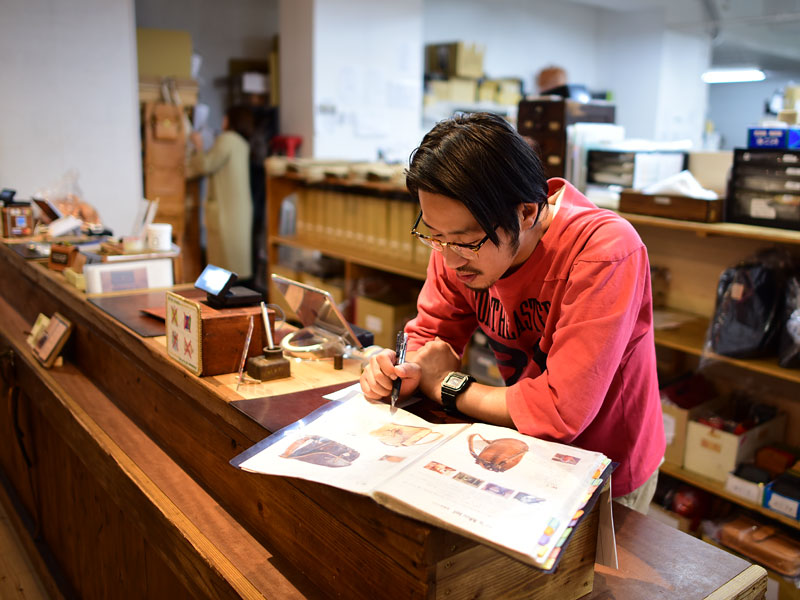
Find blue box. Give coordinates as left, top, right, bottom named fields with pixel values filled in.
left=763, top=481, right=800, bottom=520
left=789, top=127, right=800, bottom=149
left=748, top=127, right=788, bottom=149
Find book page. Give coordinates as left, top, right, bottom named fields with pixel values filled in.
left=232, top=395, right=468, bottom=496
left=373, top=422, right=610, bottom=570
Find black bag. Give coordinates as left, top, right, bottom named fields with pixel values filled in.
left=778, top=275, right=800, bottom=368
left=709, top=253, right=786, bottom=358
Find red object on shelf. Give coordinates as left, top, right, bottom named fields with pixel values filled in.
left=271, top=135, right=303, bottom=158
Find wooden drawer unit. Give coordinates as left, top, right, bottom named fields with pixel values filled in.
left=517, top=99, right=615, bottom=178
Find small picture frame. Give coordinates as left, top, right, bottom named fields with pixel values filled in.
left=28, top=312, right=73, bottom=368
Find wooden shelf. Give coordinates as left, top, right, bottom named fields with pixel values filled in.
left=619, top=212, right=800, bottom=245
left=660, top=462, right=800, bottom=532
left=271, top=235, right=427, bottom=281
left=654, top=313, right=800, bottom=384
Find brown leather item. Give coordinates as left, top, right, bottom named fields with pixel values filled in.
left=719, top=515, right=800, bottom=576
left=280, top=435, right=360, bottom=468
left=468, top=434, right=528, bottom=473
left=152, top=103, right=182, bottom=141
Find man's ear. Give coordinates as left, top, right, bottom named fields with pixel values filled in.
left=520, top=203, right=539, bottom=229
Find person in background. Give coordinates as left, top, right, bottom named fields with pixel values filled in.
left=187, top=105, right=254, bottom=282
left=359, top=113, right=665, bottom=513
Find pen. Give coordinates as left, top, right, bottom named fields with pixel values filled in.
left=391, top=331, right=408, bottom=411
left=260, top=301, right=275, bottom=350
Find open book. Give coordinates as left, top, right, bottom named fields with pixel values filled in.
left=231, top=390, right=611, bottom=570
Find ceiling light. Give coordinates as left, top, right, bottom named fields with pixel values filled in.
left=701, top=68, right=766, bottom=84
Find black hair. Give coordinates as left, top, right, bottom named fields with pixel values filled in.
left=406, top=112, right=549, bottom=248
left=225, top=105, right=255, bottom=141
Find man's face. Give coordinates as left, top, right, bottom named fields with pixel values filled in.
left=418, top=190, right=520, bottom=290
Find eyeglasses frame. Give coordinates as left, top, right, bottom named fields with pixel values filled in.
left=410, top=210, right=493, bottom=259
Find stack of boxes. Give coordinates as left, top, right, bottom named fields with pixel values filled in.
left=424, top=41, right=522, bottom=107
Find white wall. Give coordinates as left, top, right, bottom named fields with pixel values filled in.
left=654, top=29, right=710, bottom=146
left=278, top=0, right=315, bottom=157
left=0, top=0, right=141, bottom=237
left=135, top=0, right=279, bottom=137
left=312, top=0, right=424, bottom=161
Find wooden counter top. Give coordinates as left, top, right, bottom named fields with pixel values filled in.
left=0, top=243, right=766, bottom=599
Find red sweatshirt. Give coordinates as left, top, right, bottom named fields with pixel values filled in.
left=405, top=179, right=665, bottom=497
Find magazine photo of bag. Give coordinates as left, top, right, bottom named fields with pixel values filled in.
left=231, top=388, right=612, bottom=571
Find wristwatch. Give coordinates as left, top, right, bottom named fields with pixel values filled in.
left=441, top=371, right=474, bottom=416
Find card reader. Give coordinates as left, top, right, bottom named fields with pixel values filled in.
left=195, top=264, right=262, bottom=308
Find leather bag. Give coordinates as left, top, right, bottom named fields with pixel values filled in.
left=468, top=434, right=528, bottom=473
left=719, top=515, right=800, bottom=576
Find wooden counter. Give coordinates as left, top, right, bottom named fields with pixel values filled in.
left=0, top=243, right=766, bottom=599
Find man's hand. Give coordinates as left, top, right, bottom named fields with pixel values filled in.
left=414, top=337, right=461, bottom=402
left=360, top=348, right=421, bottom=400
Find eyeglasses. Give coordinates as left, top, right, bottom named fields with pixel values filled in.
left=410, top=211, right=493, bottom=260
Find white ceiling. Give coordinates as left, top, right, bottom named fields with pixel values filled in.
left=567, top=0, right=800, bottom=74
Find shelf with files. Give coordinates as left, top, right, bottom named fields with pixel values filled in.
left=271, top=234, right=427, bottom=281
left=265, top=172, right=427, bottom=323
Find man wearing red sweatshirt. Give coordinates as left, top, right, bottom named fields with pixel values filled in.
left=360, top=112, right=664, bottom=511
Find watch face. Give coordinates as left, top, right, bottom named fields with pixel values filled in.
left=445, top=372, right=468, bottom=389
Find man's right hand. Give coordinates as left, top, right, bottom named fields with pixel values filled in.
left=359, top=348, right=421, bottom=401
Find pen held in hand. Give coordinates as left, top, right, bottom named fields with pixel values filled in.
left=390, top=331, right=408, bottom=410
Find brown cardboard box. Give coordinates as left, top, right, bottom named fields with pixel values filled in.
left=684, top=414, right=787, bottom=482
left=662, top=396, right=722, bottom=467
left=425, top=41, right=485, bottom=79
left=356, top=295, right=417, bottom=349
left=136, top=28, right=192, bottom=79
left=428, top=78, right=478, bottom=104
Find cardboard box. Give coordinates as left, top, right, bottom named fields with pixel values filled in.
left=748, top=127, right=800, bottom=150
left=724, top=471, right=766, bottom=505
left=428, top=78, right=477, bottom=104
left=136, top=28, right=192, bottom=79
left=425, top=41, right=484, bottom=79
left=355, top=295, right=417, bottom=349
left=763, top=481, right=800, bottom=520
left=684, top=415, right=787, bottom=482
left=662, top=396, right=721, bottom=467
left=619, top=190, right=723, bottom=222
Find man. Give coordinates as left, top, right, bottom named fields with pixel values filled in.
left=360, top=112, right=664, bottom=512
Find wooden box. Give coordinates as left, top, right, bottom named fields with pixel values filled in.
left=165, top=291, right=272, bottom=376
left=619, top=190, right=723, bottom=222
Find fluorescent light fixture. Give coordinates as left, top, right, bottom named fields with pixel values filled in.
left=701, top=68, right=766, bottom=84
